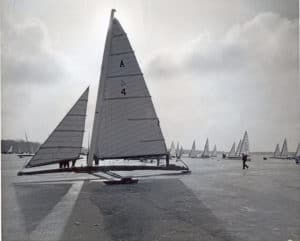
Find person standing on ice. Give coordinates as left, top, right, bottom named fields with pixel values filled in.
left=242, top=153, right=249, bottom=169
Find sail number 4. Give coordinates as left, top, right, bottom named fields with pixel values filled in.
left=121, top=88, right=126, bottom=96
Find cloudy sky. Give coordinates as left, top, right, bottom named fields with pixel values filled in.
left=2, top=0, right=299, bottom=152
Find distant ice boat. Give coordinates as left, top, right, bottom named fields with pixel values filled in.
left=294, top=143, right=300, bottom=164
left=227, top=142, right=236, bottom=158
left=240, top=131, right=250, bottom=156
left=211, top=144, right=217, bottom=157
left=201, top=138, right=210, bottom=158
left=18, top=134, right=35, bottom=158
left=189, top=140, right=197, bottom=158
left=169, top=141, right=176, bottom=158
left=175, top=142, right=181, bottom=160
left=175, top=145, right=184, bottom=161
left=272, top=144, right=281, bottom=158
left=295, top=143, right=300, bottom=158
left=7, top=145, right=13, bottom=154
left=235, top=139, right=242, bottom=157
left=272, top=138, right=291, bottom=159
left=226, top=131, right=250, bottom=160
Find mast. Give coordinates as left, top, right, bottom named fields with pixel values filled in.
left=88, top=9, right=116, bottom=166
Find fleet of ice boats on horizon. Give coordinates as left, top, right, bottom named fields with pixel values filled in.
left=16, top=10, right=300, bottom=180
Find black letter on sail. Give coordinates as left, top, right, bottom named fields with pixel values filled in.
left=121, top=88, right=126, bottom=96
left=120, top=60, right=125, bottom=68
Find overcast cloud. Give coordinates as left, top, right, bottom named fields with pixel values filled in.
left=1, top=0, right=299, bottom=151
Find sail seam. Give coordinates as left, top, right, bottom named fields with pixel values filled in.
left=97, top=153, right=168, bottom=160
left=104, top=96, right=151, bottom=100
left=110, top=50, right=134, bottom=56
left=67, top=114, right=87, bottom=117
left=55, top=130, right=85, bottom=132
left=128, top=118, right=157, bottom=121
left=39, top=146, right=82, bottom=149
left=140, top=139, right=165, bottom=143
left=112, top=33, right=126, bottom=38
left=107, top=73, right=143, bottom=78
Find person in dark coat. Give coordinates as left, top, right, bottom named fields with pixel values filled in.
left=242, top=153, right=249, bottom=169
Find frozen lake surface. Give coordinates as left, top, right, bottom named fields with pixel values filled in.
left=2, top=153, right=300, bottom=241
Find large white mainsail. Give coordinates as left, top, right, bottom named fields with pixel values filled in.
left=240, top=131, right=249, bottom=155
left=169, top=141, right=176, bottom=157
left=228, top=142, right=236, bottom=157
left=280, top=138, right=288, bottom=157
left=273, top=144, right=280, bottom=157
left=201, top=138, right=210, bottom=158
left=295, top=143, right=300, bottom=157
left=26, top=88, right=89, bottom=167
left=88, top=10, right=167, bottom=164
left=189, top=140, right=197, bottom=158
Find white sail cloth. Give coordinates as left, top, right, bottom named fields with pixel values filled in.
left=90, top=13, right=167, bottom=160
left=189, top=140, right=197, bottom=158
left=26, top=88, right=89, bottom=167
left=273, top=144, right=280, bottom=157
left=228, top=142, right=236, bottom=157
left=280, top=138, right=288, bottom=157
left=201, top=138, right=210, bottom=157
left=240, top=131, right=249, bottom=155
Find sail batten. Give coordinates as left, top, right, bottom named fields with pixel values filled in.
left=26, top=88, right=89, bottom=167
left=89, top=11, right=167, bottom=162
